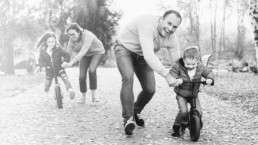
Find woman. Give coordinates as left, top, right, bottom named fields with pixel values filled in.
left=62, top=23, right=105, bottom=103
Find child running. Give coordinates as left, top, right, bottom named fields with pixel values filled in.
left=169, top=46, right=215, bottom=137
left=36, top=32, right=75, bottom=101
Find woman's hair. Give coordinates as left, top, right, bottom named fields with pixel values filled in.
left=65, top=23, right=83, bottom=34
left=183, top=46, right=200, bottom=60
left=162, top=9, right=182, bottom=23
left=36, top=32, right=58, bottom=50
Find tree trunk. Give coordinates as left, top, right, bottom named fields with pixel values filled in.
left=210, top=0, right=218, bottom=59
left=237, top=0, right=241, bottom=58
left=195, top=0, right=200, bottom=53
left=209, top=0, right=214, bottom=55
left=214, top=0, right=217, bottom=60
left=5, top=40, right=14, bottom=75
left=219, top=0, right=228, bottom=53
left=249, top=0, right=258, bottom=68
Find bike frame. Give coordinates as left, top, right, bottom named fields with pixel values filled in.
left=50, top=56, right=63, bottom=109
left=181, top=81, right=206, bottom=141
left=187, top=81, right=206, bottom=117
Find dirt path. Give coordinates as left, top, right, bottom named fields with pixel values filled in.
left=0, top=68, right=257, bottom=145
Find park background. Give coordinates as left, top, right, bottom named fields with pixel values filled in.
left=0, top=0, right=257, bottom=73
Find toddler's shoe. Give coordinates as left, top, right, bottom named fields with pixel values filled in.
left=68, top=89, right=75, bottom=99
left=171, top=125, right=181, bottom=137
left=44, top=92, right=50, bottom=102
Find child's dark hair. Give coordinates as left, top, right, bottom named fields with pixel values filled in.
left=65, top=23, right=83, bottom=34
left=36, top=32, right=58, bottom=50
left=183, top=46, right=200, bottom=60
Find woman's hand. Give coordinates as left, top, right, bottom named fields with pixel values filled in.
left=62, top=62, right=72, bottom=68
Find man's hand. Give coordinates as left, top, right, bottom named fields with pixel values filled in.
left=175, top=78, right=183, bottom=86
left=206, top=79, right=212, bottom=85
left=165, top=73, right=177, bottom=87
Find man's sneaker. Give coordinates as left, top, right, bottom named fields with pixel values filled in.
left=68, top=89, right=75, bottom=99
left=124, top=117, right=136, bottom=135
left=134, top=113, right=145, bottom=127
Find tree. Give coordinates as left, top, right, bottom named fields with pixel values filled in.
left=0, top=0, right=48, bottom=74
left=45, top=0, right=74, bottom=47
left=73, top=0, right=121, bottom=63
left=219, top=0, right=230, bottom=53
left=209, top=0, right=218, bottom=60
left=235, top=0, right=249, bottom=59
left=0, top=0, right=16, bottom=74
left=249, top=0, right=258, bottom=68
left=177, top=0, right=201, bottom=48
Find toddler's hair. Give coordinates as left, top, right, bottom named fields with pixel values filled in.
left=183, top=46, right=200, bottom=60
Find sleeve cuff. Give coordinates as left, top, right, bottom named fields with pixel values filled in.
left=160, top=68, right=169, bottom=78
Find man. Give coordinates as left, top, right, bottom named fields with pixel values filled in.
left=115, top=10, right=182, bottom=135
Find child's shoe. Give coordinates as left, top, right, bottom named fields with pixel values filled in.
left=171, top=125, right=181, bottom=137
left=180, top=121, right=188, bottom=135
left=68, top=88, right=75, bottom=99
left=44, top=91, right=50, bottom=102
left=92, top=95, right=100, bottom=102
left=78, top=96, right=86, bottom=104
left=91, top=90, right=99, bottom=102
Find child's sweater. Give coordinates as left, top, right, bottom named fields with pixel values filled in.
left=39, top=46, right=70, bottom=77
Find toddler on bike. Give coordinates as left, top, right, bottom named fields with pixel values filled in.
left=36, top=32, right=75, bottom=101
left=169, top=46, right=215, bottom=137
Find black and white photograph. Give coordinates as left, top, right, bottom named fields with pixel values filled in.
left=0, top=0, right=257, bottom=144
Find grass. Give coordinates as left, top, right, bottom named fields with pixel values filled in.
left=0, top=69, right=44, bottom=98
left=202, top=71, right=258, bottom=115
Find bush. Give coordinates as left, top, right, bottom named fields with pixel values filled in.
left=15, top=60, right=27, bottom=69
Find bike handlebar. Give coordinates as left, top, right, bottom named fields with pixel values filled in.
left=169, top=80, right=207, bottom=87
left=182, top=80, right=207, bottom=85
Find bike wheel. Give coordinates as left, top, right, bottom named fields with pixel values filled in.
left=190, top=115, right=201, bottom=142
left=55, top=85, right=63, bottom=109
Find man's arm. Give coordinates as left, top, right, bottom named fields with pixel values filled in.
left=138, top=24, right=169, bottom=78
left=169, top=63, right=180, bottom=79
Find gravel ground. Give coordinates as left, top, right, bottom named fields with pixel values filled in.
left=0, top=67, right=257, bottom=145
